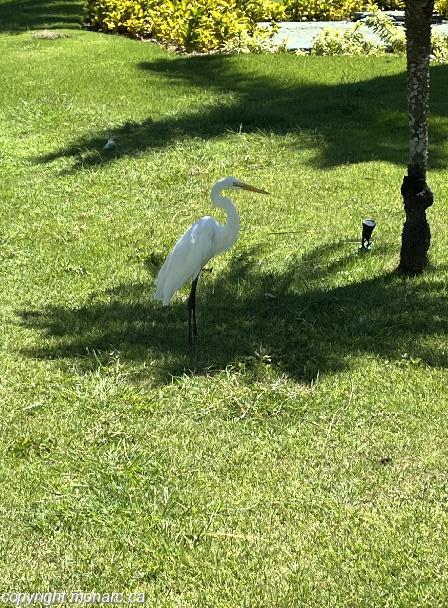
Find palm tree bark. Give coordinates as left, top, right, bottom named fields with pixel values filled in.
left=398, top=0, right=434, bottom=275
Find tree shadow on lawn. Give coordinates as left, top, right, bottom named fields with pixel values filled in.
left=38, top=56, right=448, bottom=171
left=0, top=0, right=83, bottom=32
left=18, top=241, right=448, bottom=386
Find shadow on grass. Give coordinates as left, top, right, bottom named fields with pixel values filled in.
left=18, top=241, right=448, bottom=385
left=37, top=56, right=448, bottom=171
left=0, top=0, right=83, bottom=32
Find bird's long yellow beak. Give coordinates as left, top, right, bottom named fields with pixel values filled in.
left=236, top=181, right=270, bottom=195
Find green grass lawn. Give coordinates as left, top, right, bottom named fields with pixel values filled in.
left=0, top=0, right=83, bottom=32
left=2, top=20, right=448, bottom=606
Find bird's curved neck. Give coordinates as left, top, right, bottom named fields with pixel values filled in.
left=211, top=185, right=240, bottom=252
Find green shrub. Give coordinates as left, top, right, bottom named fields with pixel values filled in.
left=311, top=22, right=382, bottom=55
left=239, top=0, right=285, bottom=22
left=373, top=0, right=403, bottom=9
left=146, top=0, right=247, bottom=51
left=436, top=0, right=448, bottom=16
left=372, top=0, right=448, bottom=15
left=84, top=0, right=448, bottom=53
left=84, top=0, right=285, bottom=52
left=431, top=31, right=448, bottom=62
left=364, top=6, right=405, bottom=52
left=283, top=0, right=365, bottom=21
left=221, top=24, right=287, bottom=53
left=283, top=0, right=448, bottom=21
left=310, top=9, right=448, bottom=61
left=86, top=0, right=150, bottom=37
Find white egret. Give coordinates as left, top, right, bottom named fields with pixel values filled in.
left=154, top=176, right=269, bottom=343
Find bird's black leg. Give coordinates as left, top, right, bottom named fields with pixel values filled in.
left=188, top=275, right=199, bottom=344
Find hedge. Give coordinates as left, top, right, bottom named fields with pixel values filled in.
left=84, top=0, right=448, bottom=52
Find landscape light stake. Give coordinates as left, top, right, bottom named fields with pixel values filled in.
left=359, top=218, right=376, bottom=252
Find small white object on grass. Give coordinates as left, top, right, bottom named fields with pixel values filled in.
left=103, top=138, right=116, bottom=150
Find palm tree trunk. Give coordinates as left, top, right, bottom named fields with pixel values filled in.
left=398, top=0, right=434, bottom=275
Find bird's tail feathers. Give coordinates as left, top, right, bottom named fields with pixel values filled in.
left=154, top=282, right=172, bottom=306
left=154, top=256, right=174, bottom=306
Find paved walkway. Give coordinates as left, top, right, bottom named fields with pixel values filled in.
left=260, top=21, right=448, bottom=51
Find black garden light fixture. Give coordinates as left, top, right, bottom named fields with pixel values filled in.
left=360, top=218, right=376, bottom=252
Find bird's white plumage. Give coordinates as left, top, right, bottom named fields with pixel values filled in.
left=154, top=176, right=266, bottom=308
left=155, top=216, right=221, bottom=306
